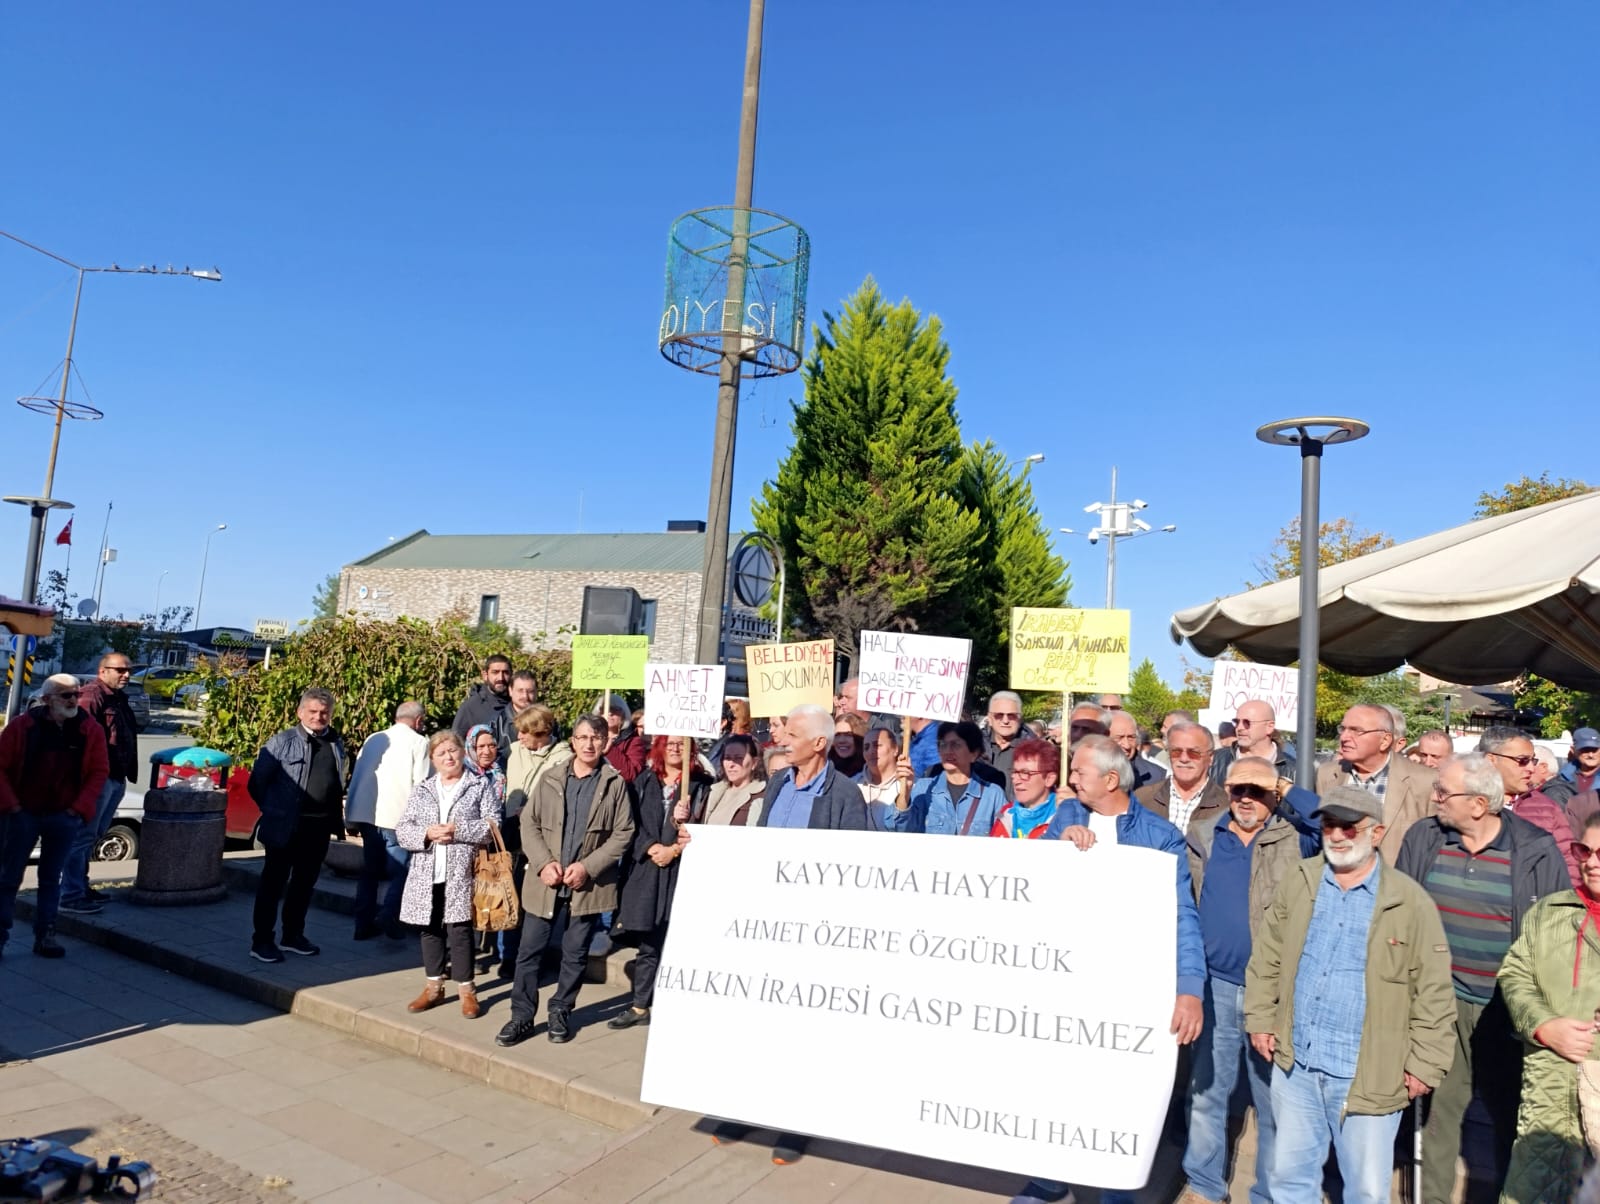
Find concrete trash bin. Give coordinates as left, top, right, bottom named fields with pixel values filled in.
left=129, top=787, right=229, bottom=905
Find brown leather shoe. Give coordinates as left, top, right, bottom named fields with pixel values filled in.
left=407, top=981, right=445, bottom=1013
left=459, top=986, right=480, bottom=1019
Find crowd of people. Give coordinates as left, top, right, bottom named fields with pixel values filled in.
left=13, top=650, right=1600, bottom=1200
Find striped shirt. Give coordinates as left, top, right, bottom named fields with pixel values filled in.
left=1423, top=823, right=1516, bottom=1003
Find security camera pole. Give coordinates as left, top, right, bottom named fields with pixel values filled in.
left=1060, top=466, right=1177, bottom=608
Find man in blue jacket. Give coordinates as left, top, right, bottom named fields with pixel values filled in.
left=1012, top=734, right=1205, bottom=1204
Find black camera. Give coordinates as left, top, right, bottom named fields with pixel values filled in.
left=0, top=1138, right=155, bottom=1201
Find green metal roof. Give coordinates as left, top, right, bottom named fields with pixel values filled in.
left=350, top=530, right=706, bottom=573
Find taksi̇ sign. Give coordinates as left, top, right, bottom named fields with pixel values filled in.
left=1009, top=608, right=1131, bottom=693
left=641, top=827, right=1177, bottom=1189
left=857, top=631, right=971, bottom=721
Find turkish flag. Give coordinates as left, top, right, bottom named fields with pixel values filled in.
left=55, top=518, right=72, bottom=546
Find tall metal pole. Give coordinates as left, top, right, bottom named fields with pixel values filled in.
left=1105, top=466, right=1119, bottom=609
left=194, top=524, right=225, bottom=631
left=695, top=0, right=765, bottom=667
left=42, top=270, right=86, bottom=500
left=1294, top=440, right=1323, bottom=788
left=154, top=569, right=169, bottom=621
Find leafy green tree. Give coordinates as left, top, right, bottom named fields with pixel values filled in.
left=1256, top=516, right=1393, bottom=585
left=754, top=278, right=981, bottom=662
left=1125, top=658, right=1177, bottom=733
left=311, top=572, right=341, bottom=622
left=1475, top=473, right=1589, bottom=519
left=958, top=440, right=1071, bottom=699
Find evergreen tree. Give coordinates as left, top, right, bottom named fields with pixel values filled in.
left=311, top=572, right=341, bottom=623
left=754, top=278, right=981, bottom=662
left=958, top=440, right=1071, bottom=699
left=1125, top=658, right=1177, bottom=733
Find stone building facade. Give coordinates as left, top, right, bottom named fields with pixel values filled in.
left=337, top=530, right=709, bottom=664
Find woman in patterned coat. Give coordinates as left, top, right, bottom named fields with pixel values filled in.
left=395, top=730, right=502, bottom=1019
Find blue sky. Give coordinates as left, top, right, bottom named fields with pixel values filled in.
left=2, top=3, right=1594, bottom=685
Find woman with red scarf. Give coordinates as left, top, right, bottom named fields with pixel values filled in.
left=1500, top=810, right=1600, bottom=1202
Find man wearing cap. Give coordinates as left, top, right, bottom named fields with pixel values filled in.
left=1245, top=785, right=1454, bottom=1204
left=1137, top=721, right=1225, bottom=834
left=1212, top=700, right=1295, bottom=787
left=1315, top=704, right=1436, bottom=863
left=1395, top=752, right=1569, bottom=1204
left=1562, top=727, right=1600, bottom=795
left=0, top=675, right=109, bottom=958
left=1178, top=757, right=1320, bottom=1204
left=1476, top=726, right=1578, bottom=887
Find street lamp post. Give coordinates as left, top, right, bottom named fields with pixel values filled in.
left=0, top=230, right=219, bottom=719
left=1059, top=466, right=1176, bottom=608
left=154, top=569, right=170, bottom=622
left=194, top=524, right=227, bottom=632
left=1256, top=417, right=1371, bottom=788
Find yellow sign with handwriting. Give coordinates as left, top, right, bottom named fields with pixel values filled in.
left=1009, top=608, right=1131, bottom=692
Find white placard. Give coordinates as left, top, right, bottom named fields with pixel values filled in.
left=1207, top=660, right=1299, bottom=723
left=857, top=630, right=972, bottom=721
left=641, top=827, right=1178, bottom=1189
left=644, top=663, right=727, bottom=739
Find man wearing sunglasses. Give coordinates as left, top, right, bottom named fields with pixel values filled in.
left=1478, top=726, right=1580, bottom=888
left=60, top=653, right=140, bottom=916
left=1178, top=757, right=1320, bottom=1204
left=0, top=675, right=109, bottom=958
left=1314, top=704, right=1436, bottom=864
left=1210, top=700, right=1296, bottom=789
left=1245, top=785, right=1454, bottom=1204
left=1394, top=752, right=1569, bottom=1204
left=1137, top=721, right=1224, bottom=834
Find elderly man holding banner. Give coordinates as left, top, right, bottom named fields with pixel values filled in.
left=1011, top=734, right=1206, bottom=1204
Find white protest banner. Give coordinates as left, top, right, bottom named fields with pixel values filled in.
left=644, top=663, right=726, bottom=740
left=641, top=827, right=1177, bottom=1189
left=744, top=639, right=835, bottom=717
left=1208, top=659, right=1299, bottom=721
left=857, top=630, right=971, bottom=721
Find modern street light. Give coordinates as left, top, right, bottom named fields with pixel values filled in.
left=194, top=524, right=227, bottom=632
left=154, top=569, right=170, bottom=622
left=0, top=229, right=220, bottom=719
left=1059, top=466, right=1176, bottom=608
left=1007, top=452, right=1046, bottom=472
left=1256, top=416, right=1371, bottom=788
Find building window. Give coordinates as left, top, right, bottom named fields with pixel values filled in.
left=479, top=595, right=500, bottom=624
left=639, top=599, right=658, bottom=639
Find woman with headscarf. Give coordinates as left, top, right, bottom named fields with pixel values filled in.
left=464, top=723, right=506, bottom=802
left=609, top=735, right=711, bottom=1030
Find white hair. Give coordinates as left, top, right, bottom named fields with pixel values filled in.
left=988, top=691, right=1022, bottom=712
left=786, top=703, right=834, bottom=742
left=1446, top=752, right=1506, bottom=815
left=1165, top=721, right=1214, bottom=750
left=1070, top=702, right=1108, bottom=724
left=1380, top=704, right=1407, bottom=743
left=41, top=673, right=80, bottom=696
left=1533, top=745, right=1561, bottom=774
left=395, top=700, right=426, bottom=722
left=1076, top=734, right=1135, bottom=792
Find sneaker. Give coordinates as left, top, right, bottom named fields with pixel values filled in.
left=58, top=898, right=104, bottom=916
left=384, top=920, right=408, bottom=941
left=85, top=887, right=108, bottom=902
left=607, top=1007, right=650, bottom=1030
left=495, top=1017, right=537, bottom=1048
left=546, top=1009, right=573, bottom=1043
left=250, top=940, right=285, bottom=964
left=352, top=924, right=380, bottom=941
left=32, top=931, right=66, bottom=959
left=280, top=935, right=320, bottom=956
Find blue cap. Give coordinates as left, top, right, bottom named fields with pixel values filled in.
left=1574, top=728, right=1600, bottom=751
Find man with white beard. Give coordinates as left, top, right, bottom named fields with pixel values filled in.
left=1244, top=785, right=1454, bottom=1204
left=0, top=674, right=109, bottom=957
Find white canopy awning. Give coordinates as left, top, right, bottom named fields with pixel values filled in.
left=1170, top=490, right=1600, bottom=691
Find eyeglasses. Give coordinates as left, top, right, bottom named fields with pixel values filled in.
left=1228, top=784, right=1270, bottom=800
left=1233, top=718, right=1260, bottom=729
left=1430, top=787, right=1481, bottom=804
left=1572, top=842, right=1600, bottom=865
left=106, top=666, right=132, bottom=674
left=1169, top=747, right=1211, bottom=761
left=989, top=712, right=1020, bottom=721
left=1320, top=818, right=1374, bottom=837
left=1488, top=751, right=1537, bottom=768
left=1011, top=768, right=1047, bottom=780
left=1336, top=725, right=1389, bottom=738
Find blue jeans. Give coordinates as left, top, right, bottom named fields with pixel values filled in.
left=1184, top=977, right=1275, bottom=1204
left=352, top=823, right=407, bottom=929
left=0, top=810, right=81, bottom=944
left=1270, top=1063, right=1402, bottom=1204
left=61, top=778, right=126, bottom=904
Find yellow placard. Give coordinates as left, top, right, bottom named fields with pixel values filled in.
left=571, top=635, right=650, bottom=690
left=1009, top=608, right=1131, bottom=692
left=744, top=639, right=835, bottom=717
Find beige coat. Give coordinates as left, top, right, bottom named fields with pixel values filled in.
left=704, top=778, right=766, bottom=826
left=519, top=759, right=634, bottom=919
left=1316, top=751, right=1436, bottom=864
left=505, top=739, right=572, bottom=818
